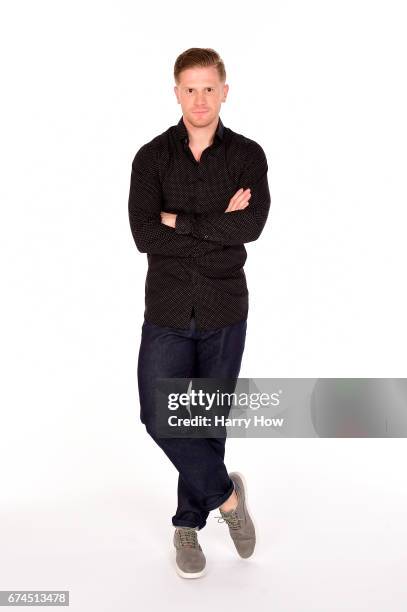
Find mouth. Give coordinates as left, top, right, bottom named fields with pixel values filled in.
left=193, top=110, right=209, bottom=115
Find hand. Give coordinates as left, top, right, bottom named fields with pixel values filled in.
left=225, top=188, right=251, bottom=212
left=160, top=211, right=177, bottom=228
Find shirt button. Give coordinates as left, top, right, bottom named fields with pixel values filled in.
left=204, top=234, right=208, bottom=239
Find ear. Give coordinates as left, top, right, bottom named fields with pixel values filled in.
left=223, top=83, right=229, bottom=101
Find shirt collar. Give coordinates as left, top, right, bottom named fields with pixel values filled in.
left=176, top=115, right=224, bottom=144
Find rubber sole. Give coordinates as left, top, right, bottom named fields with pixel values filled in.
left=174, top=562, right=206, bottom=579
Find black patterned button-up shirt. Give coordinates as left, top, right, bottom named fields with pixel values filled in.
left=128, top=115, right=271, bottom=330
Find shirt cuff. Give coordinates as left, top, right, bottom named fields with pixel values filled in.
left=175, top=212, right=194, bottom=235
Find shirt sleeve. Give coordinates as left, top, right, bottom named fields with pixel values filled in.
left=174, top=141, right=271, bottom=246
left=128, top=143, right=224, bottom=258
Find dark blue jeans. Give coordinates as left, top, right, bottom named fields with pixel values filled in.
left=137, top=315, right=247, bottom=530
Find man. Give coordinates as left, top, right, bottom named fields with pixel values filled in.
left=128, top=47, right=271, bottom=578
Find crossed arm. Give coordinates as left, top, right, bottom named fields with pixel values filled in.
left=128, top=140, right=271, bottom=256
left=128, top=143, right=222, bottom=257
left=174, top=141, right=271, bottom=246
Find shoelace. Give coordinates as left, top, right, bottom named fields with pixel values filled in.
left=215, top=509, right=243, bottom=530
left=177, top=527, right=199, bottom=548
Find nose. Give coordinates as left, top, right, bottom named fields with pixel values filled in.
left=195, top=91, right=206, bottom=104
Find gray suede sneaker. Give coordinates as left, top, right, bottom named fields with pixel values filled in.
left=215, top=471, right=256, bottom=558
left=173, top=526, right=206, bottom=578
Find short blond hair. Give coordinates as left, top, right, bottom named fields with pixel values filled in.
left=174, top=47, right=226, bottom=84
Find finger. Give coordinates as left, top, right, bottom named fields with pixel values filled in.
left=230, top=187, right=249, bottom=205
left=239, top=200, right=250, bottom=210
left=233, top=200, right=250, bottom=211
left=226, top=188, right=250, bottom=210
left=228, top=190, right=251, bottom=211
left=227, top=194, right=250, bottom=212
left=226, top=199, right=250, bottom=213
left=231, top=188, right=244, bottom=199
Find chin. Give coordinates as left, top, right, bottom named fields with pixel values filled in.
left=189, top=113, right=213, bottom=125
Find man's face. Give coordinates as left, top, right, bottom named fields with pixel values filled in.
left=174, top=66, right=229, bottom=130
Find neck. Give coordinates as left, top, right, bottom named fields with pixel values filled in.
left=183, top=115, right=218, bottom=147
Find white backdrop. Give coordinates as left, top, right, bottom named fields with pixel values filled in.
left=1, top=1, right=406, bottom=610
